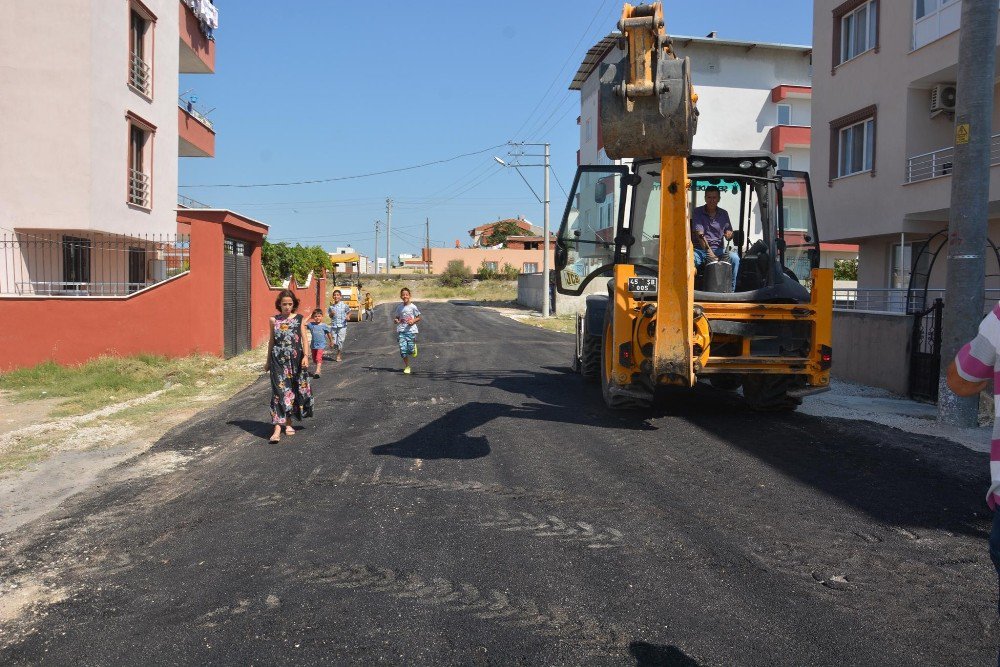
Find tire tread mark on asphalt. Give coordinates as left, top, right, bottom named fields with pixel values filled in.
left=297, top=563, right=628, bottom=653
left=479, top=511, right=625, bottom=549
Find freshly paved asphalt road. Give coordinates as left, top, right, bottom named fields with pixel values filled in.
left=1, top=302, right=998, bottom=665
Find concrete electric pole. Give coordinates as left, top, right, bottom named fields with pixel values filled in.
left=543, top=143, right=550, bottom=318
left=374, top=220, right=380, bottom=275
left=386, top=198, right=393, bottom=275
left=425, top=217, right=430, bottom=272
left=938, top=0, right=998, bottom=426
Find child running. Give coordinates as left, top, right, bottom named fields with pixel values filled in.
left=393, top=287, right=421, bottom=374
left=327, top=289, right=350, bottom=362
left=305, top=308, right=333, bottom=378
left=363, top=292, right=375, bottom=321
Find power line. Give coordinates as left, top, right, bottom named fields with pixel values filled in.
left=179, top=142, right=507, bottom=189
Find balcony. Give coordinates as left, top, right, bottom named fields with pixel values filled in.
left=178, top=98, right=215, bottom=157
left=179, top=0, right=216, bottom=74
left=770, top=84, right=811, bottom=103
left=905, top=133, right=1000, bottom=183
left=770, top=125, right=811, bottom=153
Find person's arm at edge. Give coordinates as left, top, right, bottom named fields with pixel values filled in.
left=299, top=316, right=308, bottom=364
left=265, top=317, right=275, bottom=372
left=946, top=360, right=988, bottom=397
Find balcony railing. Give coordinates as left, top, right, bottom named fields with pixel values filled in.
left=129, top=52, right=151, bottom=96
left=906, top=132, right=1000, bottom=183
left=834, top=287, right=1000, bottom=314
left=128, top=168, right=150, bottom=207
left=179, top=97, right=214, bottom=130
left=178, top=194, right=210, bottom=208
left=0, top=233, right=191, bottom=297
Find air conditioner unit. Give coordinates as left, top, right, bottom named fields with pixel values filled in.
left=930, top=83, right=957, bottom=114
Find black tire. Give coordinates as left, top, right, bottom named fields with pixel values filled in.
left=600, top=304, right=653, bottom=410
left=580, top=335, right=601, bottom=381
left=742, top=375, right=802, bottom=412
left=710, top=375, right=743, bottom=392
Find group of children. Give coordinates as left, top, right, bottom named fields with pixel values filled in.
left=303, top=288, right=421, bottom=377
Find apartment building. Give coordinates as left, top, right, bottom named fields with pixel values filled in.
left=812, top=0, right=1000, bottom=300
left=0, top=0, right=218, bottom=296
left=570, top=33, right=856, bottom=269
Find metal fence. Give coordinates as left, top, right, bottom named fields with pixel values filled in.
left=179, top=97, right=215, bottom=130
left=0, top=233, right=190, bottom=297
left=834, top=287, right=1000, bottom=314
left=128, top=168, right=150, bottom=207
left=129, top=52, right=151, bottom=96
left=906, top=132, right=1000, bottom=183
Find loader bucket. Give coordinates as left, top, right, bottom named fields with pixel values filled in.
left=599, top=54, right=697, bottom=159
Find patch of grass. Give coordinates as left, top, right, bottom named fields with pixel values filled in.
left=0, top=348, right=265, bottom=418
left=519, top=314, right=576, bottom=334
left=0, top=435, right=49, bottom=474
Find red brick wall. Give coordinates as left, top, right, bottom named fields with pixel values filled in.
left=0, top=212, right=324, bottom=371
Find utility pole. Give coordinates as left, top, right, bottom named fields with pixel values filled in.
left=374, top=220, right=380, bottom=275
left=386, top=197, right=393, bottom=275
left=938, top=0, right=998, bottom=426
left=543, top=142, right=551, bottom=318
left=425, top=217, right=430, bottom=272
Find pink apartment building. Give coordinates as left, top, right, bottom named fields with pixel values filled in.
left=0, top=0, right=217, bottom=296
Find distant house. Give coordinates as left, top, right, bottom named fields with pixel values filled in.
left=469, top=217, right=542, bottom=247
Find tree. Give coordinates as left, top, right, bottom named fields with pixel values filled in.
left=833, top=258, right=858, bottom=281
left=262, top=239, right=333, bottom=286
left=481, top=220, right=524, bottom=247
left=501, top=263, right=520, bottom=280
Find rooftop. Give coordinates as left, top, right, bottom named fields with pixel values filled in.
left=569, top=32, right=812, bottom=90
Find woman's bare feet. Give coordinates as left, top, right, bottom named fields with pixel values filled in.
left=269, top=426, right=281, bottom=444
left=285, top=425, right=296, bottom=436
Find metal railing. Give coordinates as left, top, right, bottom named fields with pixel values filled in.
left=128, top=168, right=150, bottom=207
left=129, top=52, right=151, bottom=96
left=906, top=132, right=1000, bottom=183
left=178, top=194, right=210, bottom=208
left=834, top=287, right=1000, bottom=314
left=179, top=97, right=215, bottom=130
left=0, top=233, right=190, bottom=297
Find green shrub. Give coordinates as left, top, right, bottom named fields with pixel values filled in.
left=439, top=260, right=472, bottom=287
left=476, top=260, right=499, bottom=281
left=833, top=258, right=858, bottom=281
left=500, top=263, right=520, bottom=280
left=262, top=240, right=333, bottom=286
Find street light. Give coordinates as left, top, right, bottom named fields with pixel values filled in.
left=493, top=142, right=551, bottom=317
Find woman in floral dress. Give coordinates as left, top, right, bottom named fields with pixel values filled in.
left=266, top=289, right=314, bottom=443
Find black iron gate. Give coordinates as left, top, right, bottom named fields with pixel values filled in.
left=223, top=238, right=251, bottom=357
left=908, top=298, right=943, bottom=403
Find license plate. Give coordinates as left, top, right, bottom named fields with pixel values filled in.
left=626, top=277, right=657, bottom=293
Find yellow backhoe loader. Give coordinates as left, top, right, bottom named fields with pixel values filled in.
left=555, top=2, right=832, bottom=411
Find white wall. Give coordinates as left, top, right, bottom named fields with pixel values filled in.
left=0, top=0, right=179, bottom=237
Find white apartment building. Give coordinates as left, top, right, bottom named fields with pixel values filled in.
left=0, top=0, right=218, bottom=296
left=812, top=0, right=1000, bottom=303
left=570, top=33, right=858, bottom=268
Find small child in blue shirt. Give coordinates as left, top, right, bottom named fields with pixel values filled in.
left=305, top=308, right=333, bottom=377
left=393, top=288, right=421, bottom=374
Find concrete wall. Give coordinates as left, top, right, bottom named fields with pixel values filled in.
left=831, top=309, right=912, bottom=395
left=429, top=247, right=553, bottom=276
left=0, top=0, right=181, bottom=237
left=0, top=213, right=323, bottom=371
left=517, top=273, right=608, bottom=316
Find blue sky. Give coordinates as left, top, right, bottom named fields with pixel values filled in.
left=179, top=1, right=813, bottom=260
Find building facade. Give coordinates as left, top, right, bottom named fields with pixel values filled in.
left=0, top=0, right=217, bottom=296
left=812, top=0, right=1000, bottom=300
left=570, top=32, right=856, bottom=271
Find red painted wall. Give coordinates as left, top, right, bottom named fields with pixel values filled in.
left=0, top=211, right=324, bottom=371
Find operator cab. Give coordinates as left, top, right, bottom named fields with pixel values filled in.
left=554, top=150, right=821, bottom=304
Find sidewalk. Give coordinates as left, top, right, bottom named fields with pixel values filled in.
left=801, top=379, right=992, bottom=454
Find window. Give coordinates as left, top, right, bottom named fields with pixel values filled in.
left=523, top=262, right=538, bottom=273
left=838, top=119, right=875, bottom=177
left=829, top=105, right=877, bottom=181
left=484, top=261, right=498, bottom=272
left=915, top=0, right=935, bottom=19
left=126, top=112, right=156, bottom=208
left=833, top=0, right=878, bottom=67
left=62, top=236, right=91, bottom=291
left=890, top=243, right=912, bottom=290
left=777, top=104, right=792, bottom=126
left=128, top=3, right=156, bottom=97
left=913, top=0, right=961, bottom=50
left=777, top=155, right=792, bottom=171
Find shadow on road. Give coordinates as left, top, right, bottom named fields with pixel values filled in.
left=629, top=641, right=702, bottom=666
